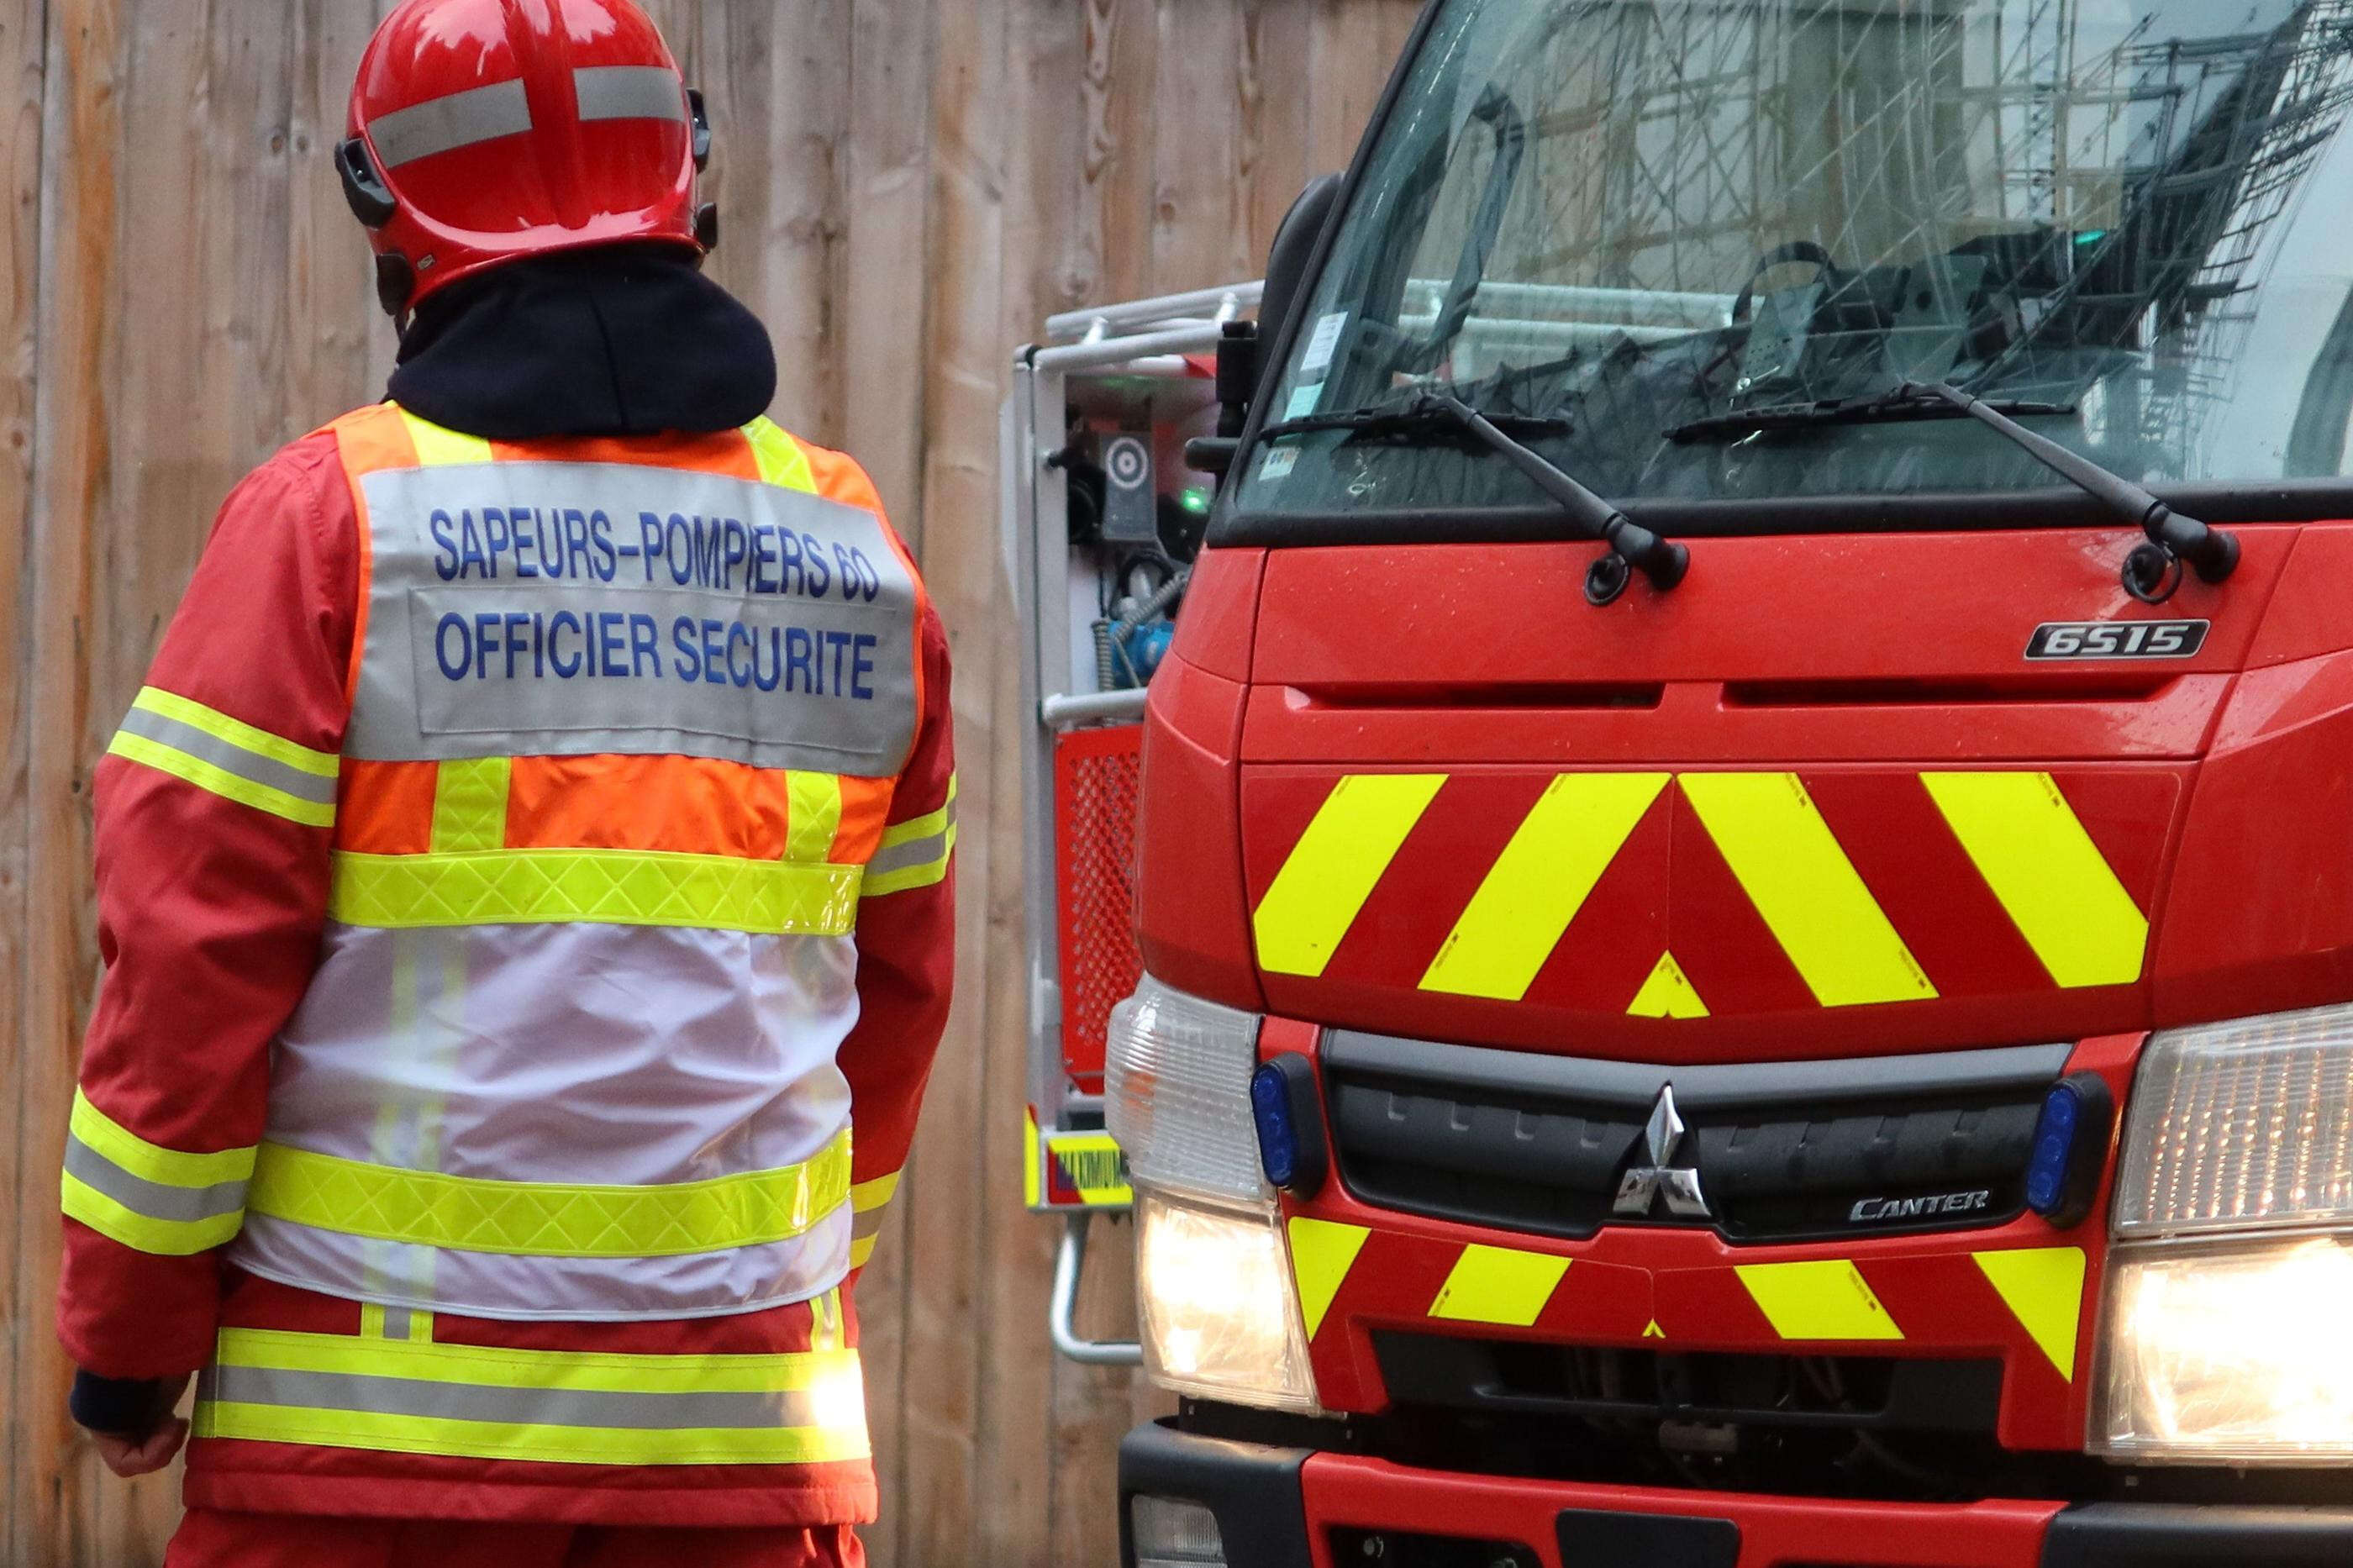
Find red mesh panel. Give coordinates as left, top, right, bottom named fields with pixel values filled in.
left=1054, top=723, right=1145, bottom=1093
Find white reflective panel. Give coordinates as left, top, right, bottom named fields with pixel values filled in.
left=233, top=1202, right=852, bottom=1323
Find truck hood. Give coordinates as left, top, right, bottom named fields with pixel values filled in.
left=1138, top=520, right=2353, bottom=1062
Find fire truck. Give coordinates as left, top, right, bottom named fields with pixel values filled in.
left=1014, top=3, right=2353, bottom=1564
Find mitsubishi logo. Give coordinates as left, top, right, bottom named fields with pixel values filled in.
left=1613, top=1085, right=1711, bottom=1219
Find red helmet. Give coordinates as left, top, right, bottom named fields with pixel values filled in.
left=339, top=0, right=713, bottom=316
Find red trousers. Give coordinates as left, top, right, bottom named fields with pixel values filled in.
left=165, top=1508, right=865, bottom=1567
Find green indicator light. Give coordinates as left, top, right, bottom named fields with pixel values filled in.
left=1180, top=487, right=1212, bottom=514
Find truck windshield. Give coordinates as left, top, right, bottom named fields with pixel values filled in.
left=1236, top=0, right=2353, bottom=519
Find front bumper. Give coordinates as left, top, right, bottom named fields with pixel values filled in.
left=1119, top=1422, right=2353, bottom=1568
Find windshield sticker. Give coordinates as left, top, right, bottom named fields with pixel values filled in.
left=1283, top=381, right=1326, bottom=420
left=1257, top=446, right=1300, bottom=482
left=1300, top=311, right=1348, bottom=375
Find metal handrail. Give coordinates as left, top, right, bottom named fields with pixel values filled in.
left=1046, top=282, right=1265, bottom=342
left=1049, top=1213, right=1144, bottom=1366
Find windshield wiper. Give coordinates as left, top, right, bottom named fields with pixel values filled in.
left=1262, top=392, right=1687, bottom=604
left=1667, top=381, right=2238, bottom=598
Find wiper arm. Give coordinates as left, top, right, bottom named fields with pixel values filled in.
left=1667, top=381, right=2238, bottom=599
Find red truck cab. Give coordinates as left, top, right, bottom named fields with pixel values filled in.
left=1107, top=3, right=2353, bottom=1565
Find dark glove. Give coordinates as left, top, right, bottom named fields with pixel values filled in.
left=68, top=1369, right=179, bottom=1440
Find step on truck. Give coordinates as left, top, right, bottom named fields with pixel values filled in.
left=1024, top=3, right=2353, bottom=1564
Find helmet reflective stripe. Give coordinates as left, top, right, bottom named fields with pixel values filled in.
left=366, top=79, right=533, bottom=170
left=573, top=65, right=686, bottom=124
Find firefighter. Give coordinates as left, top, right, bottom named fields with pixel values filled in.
left=55, top=2, right=955, bottom=1563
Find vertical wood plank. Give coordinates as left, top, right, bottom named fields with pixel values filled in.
left=1150, top=0, right=1251, bottom=293
left=1241, top=0, right=1314, bottom=258
left=0, top=0, right=44, bottom=1548
left=17, top=0, right=120, bottom=1557
left=1082, top=0, right=1157, bottom=302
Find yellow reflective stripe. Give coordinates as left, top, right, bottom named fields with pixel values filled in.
left=1921, top=772, right=2148, bottom=989
left=1421, top=773, right=1667, bottom=1000
left=194, top=1403, right=870, bottom=1466
left=851, top=1171, right=901, bottom=1213
left=245, top=1129, right=853, bottom=1257
left=1974, top=1246, right=2087, bottom=1381
left=1626, top=950, right=1708, bottom=1018
left=61, top=1171, right=244, bottom=1255
left=1428, top=1244, right=1569, bottom=1328
left=430, top=757, right=511, bottom=853
left=1679, top=772, right=1935, bottom=1008
left=130, top=687, right=337, bottom=777
left=1287, top=1217, right=1370, bottom=1341
left=107, top=731, right=336, bottom=827
left=214, top=1327, right=861, bottom=1393
left=787, top=771, right=844, bottom=863
left=1734, top=1260, right=1904, bottom=1341
left=397, top=408, right=494, bottom=467
left=861, top=822, right=956, bottom=897
left=745, top=418, right=819, bottom=493
left=71, top=1088, right=256, bottom=1188
left=849, top=1234, right=878, bottom=1269
left=1254, top=775, right=1446, bottom=977
left=878, top=774, right=957, bottom=850
left=329, top=849, right=862, bottom=935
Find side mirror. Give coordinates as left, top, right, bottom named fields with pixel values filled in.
left=1256, top=172, right=1345, bottom=384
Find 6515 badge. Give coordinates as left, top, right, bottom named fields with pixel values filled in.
left=2027, top=619, right=2208, bottom=660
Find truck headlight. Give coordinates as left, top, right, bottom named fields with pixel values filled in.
left=1108, top=977, right=1321, bottom=1413
left=2098, top=1002, right=2353, bottom=1462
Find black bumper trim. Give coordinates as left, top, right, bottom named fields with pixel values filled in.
left=1119, top=1419, right=1315, bottom=1568
left=2043, top=1502, right=2353, bottom=1565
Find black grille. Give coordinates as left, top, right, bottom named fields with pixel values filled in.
left=1324, top=1033, right=2066, bottom=1244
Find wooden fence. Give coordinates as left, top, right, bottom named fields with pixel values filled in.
left=0, top=0, right=1421, bottom=1562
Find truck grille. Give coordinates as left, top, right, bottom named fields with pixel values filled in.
left=1323, top=1032, right=2068, bottom=1244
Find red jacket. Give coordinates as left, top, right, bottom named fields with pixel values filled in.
left=59, top=408, right=955, bottom=1527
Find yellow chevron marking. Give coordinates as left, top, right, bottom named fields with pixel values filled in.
left=1973, top=1246, right=2087, bottom=1381
left=1254, top=775, right=1446, bottom=977
left=1421, top=772, right=1668, bottom=1000
left=1734, top=1260, right=1904, bottom=1341
left=1429, top=1245, right=1570, bottom=1328
left=1920, top=772, right=2148, bottom=989
left=1287, top=1218, right=1371, bottom=1341
left=1627, top=950, right=1708, bottom=1018
left=1643, top=1319, right=1666, bottom=1340
left=1679, top=772, right=1936, bottom=1008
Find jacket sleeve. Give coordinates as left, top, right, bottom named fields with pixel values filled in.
left=56, top=431, right=358, bottom=1381
left=838, top=602, right=956, bottom=1273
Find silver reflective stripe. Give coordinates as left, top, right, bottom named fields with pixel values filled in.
left=209, top=1364, right=824, bottom=1432
left=573, top=65, right=685, bottom=124
left=864, top=803, right=957, bottom=881
left=850, top=1204, right=889, bottom=1242
left=114, top=706, right=340, bottom=807
left=378, top=1305, right=413, bottom=1341
left=63, top=1136, right=248, bottom=1224
left=369, top=79, right=534, bottom=169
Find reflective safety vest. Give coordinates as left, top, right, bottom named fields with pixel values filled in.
left=203, top=403, right=932, bottom=1331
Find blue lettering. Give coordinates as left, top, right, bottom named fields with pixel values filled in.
left=549, top=611, right=582, bottom=677
left=751, top=524, right=778, bottom=593
left=776, top=528, right=803, bottom=594
left=850, top=633, right=876, bottom=699
left=513, top=510, right=540, bottom=579
left=725, top=623, right=753, bottom=688
left=597, top=611, right=627, bottom=677
left=563, top=510, right=592, bottom=583
left=700, top=618, right=727, bottom=686
left=752, top=626, right=782, bottom=692
left=666, top=515, right=694, bottom=585
left=481, top=508, right=510, bottom=577
left=458, top=512, right=488, bottom=580
left=693, top=519, right=723, bottom=589
left=629, top=613, right=661, bottom=678
left=532, top=610, right=546, bottom=676
left=503, top=612, right=530, bottom=679
left=434, top=613, right=470, bottom=680
left=639, top=513, right=666, bottom=582
left=721, top=519, right=748, bottom=591
left=801, top=534, right=830, bottom=596
left=591, top=510, right=618, bottom=582
left=473, top=613, right=500, bottom=679
left=672, top=615, right=700, bottom=681
left=430, top=511, right=461, bottom=581
left=785, top=627, right=816, bottom=692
